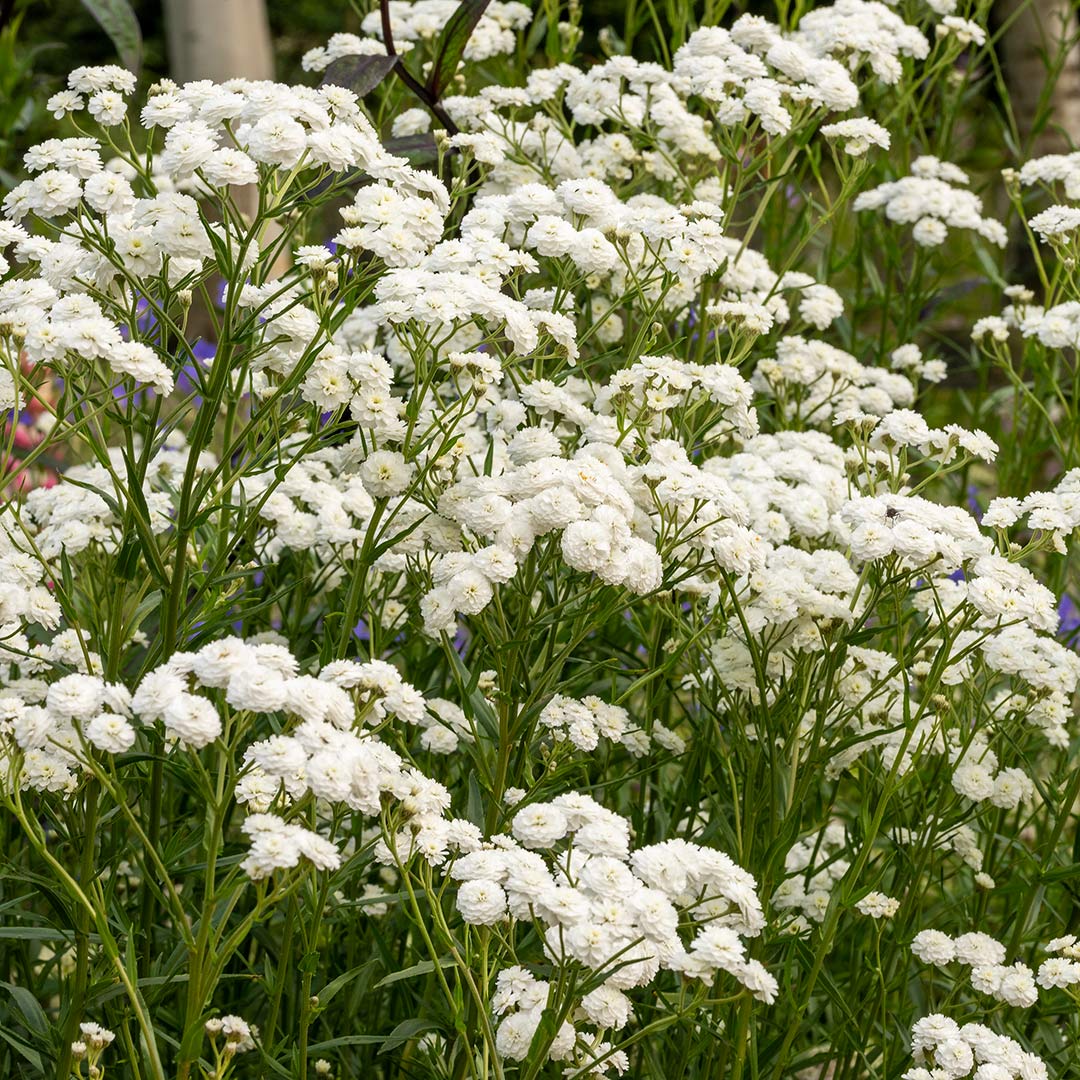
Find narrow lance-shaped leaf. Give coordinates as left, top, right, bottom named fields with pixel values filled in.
left=426, top=0, right=492, bottom=99
left=320, top=54, right=399, bottom=97
left=79, top=0, right=142, bottom=73
left=384, top=132, right=439, bottom=165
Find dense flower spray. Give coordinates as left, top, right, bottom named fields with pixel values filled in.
left=1, top=1, right=1080, bottom=1078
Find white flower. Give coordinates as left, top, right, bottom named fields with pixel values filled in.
left=1028, top=205, right=1080, bottom=243
left=360, top=451, right=415, bottom=497
left=951, top=761, right=995, bottom=802
left=732, top=959, right=778, bottom=1003
left=245, top=111, right=308, bottom=167
left=511, top=804, right=570, bottom=848
left=937, top=16, right=986, bottom=46
left=911, top=929, right=955, bottom=966
left=85, top=713, right=136, bottom=753
left=456, top=879, right=508, bottom=925
left=495, top=1009, right=543, bottom=1060
left=855, top=892, right=900, bottom=919
left=580, top=985, right=633, bottom=1030
left=953, top=932, right=1006, bottom=967
left=820, top=118, right=891, bottom=156
left=994, top=963, right=1038, bottom=1007
left=1036, top=957, right=1080, bottom=989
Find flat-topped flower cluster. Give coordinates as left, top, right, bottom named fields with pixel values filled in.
left=1, top=2, right=1079, bottom=1078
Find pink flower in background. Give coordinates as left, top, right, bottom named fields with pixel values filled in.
left=4, top=352, right=61, bottom=493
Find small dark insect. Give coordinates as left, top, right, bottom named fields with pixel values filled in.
left=885, top=507, right=901, bottom=520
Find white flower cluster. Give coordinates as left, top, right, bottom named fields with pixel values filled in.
left=854, top=891, right=901, bottom=919
left=238, top=439, right=435, bottom=564
left=335, top=175, right=449, bottom=268
left=423, top=426, right=764, bottom=635
left=204, top=1014, right=256, bottom=1055
left=793, top=0, right=930, bottom=83
left=536, top=693, right=660, bottom=755
left=19, top=435, right=211, bottom=558
left=97, top=636, right=776, bottom=1074
left=911, top=930, right=1039, bottom=1008
left=70, top=1019, right=116, bottom=1073
left=904, top=1014, right=1048, bottom=1080
left=0, top=520, right=62, bottom=632
left=1, top=0, right=1079, bottom=1071
left=1028, top=205, right=1080, bottom=244
left=131, top=639, right=450, bottom=878
left=1018, top=150, right=1080, bottom=200
left=0, top=671, right=134, bottom=793
left=492, top=966, right=630, bottom=1074
left=751, top=335, right=917, bottom=425
left=950, top=746, right=1034, bottom=811
left=820, top=117, right=891, bottom=156
left=0, top=70, right=440, bottom=404
left=445, top=793, right=771, bottom=1072
left=988, top=287, right=1080, bottom=353
left=301, top=1, right=532, bottom=72
left=854, top=156, right=1008, bottom=248
left=241, top=814, right=340, bottom=880
left=437, top=1, right=932, bottom=196
left=772, top=822, right=849, bottom=926
left=1036, top=936, right=1080, bottom=991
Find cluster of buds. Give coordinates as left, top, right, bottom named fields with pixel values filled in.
left=70, top=1021, right=115, bottom=1078
left=203, top=1015, right=256, bottom=1077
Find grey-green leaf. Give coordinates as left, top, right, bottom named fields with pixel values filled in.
left=79, top=0, right=142, bottom=73
left=320, top=54, right=399, bottom=97
left=427, top=0, right=492, bottom=99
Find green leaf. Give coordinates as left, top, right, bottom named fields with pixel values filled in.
left=374, top=957, right=453, bottom=988
left=377, top=1017, right=442, bottom=1055
left=320, top=54, right=399, bottom=97
left=466, top=771, right=484, bottom=829
left=306, top=1034, right=392, bottom=1052
left=0, top=1026, right=43, bottom=1074
left=445, top=647, right=499, bottom=741
left=79, top=0, right=142, bottom=73
left=427, top=0, right=492, bottom=99
left=2, top=983, right=49, bottom=1038
left=384, top=133, right=439, bottom=165
left=0, top=927, right=77, bottom=942
left=316, top=959, right=379, bottom=1009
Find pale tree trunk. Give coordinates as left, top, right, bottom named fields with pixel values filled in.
left=163, top=0, right=274, bottom=83
left=998, top=0, right=1080, bottom=154
left=162, top=0, right=286, bottom=276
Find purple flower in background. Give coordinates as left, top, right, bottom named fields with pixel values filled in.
left=1058, top=595, right=1080, bottom=646
left=177, top=339, right=215, bottom=401
left=112, top=383, right=151, bottom=406
left=966, top=485, right=982, bottom=522
left=119, top=297, right=160, bottom=344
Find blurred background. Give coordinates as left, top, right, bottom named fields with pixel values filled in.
left=1, top=0, right=1077, bottom=190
